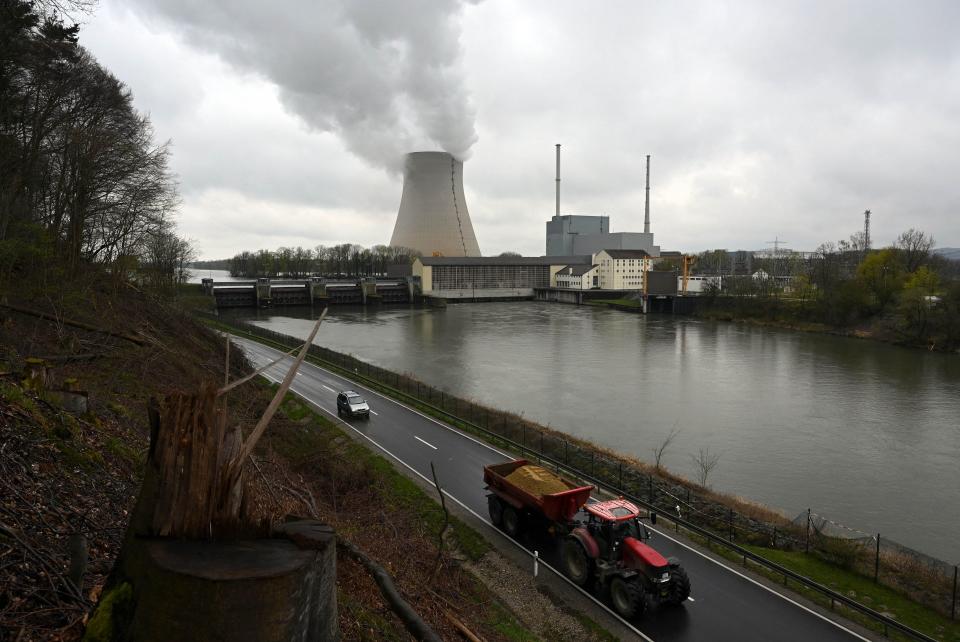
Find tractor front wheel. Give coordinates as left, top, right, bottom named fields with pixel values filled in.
left=610, top=576, right=645, bottom=619
left=667, top=566, right=691, bottom=605
left=561, top=538, right=592, bottom=587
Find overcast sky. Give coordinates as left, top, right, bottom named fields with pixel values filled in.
left=80, top=1, right=960, bottom=259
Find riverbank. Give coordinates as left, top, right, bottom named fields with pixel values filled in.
left=693, top=294, right=960, bottom=353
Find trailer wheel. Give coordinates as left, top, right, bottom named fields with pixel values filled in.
left=667, top=566, right=691, bottom=605
left=561, top=538, right=592, bottom=587
left=610, top=576, right=645, bottom=619
left=501, top=506, right=521, bottom=537
left=487, top=496, right=504, bottom=527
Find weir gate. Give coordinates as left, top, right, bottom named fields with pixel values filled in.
left=202, top=277, right=414, bottom=309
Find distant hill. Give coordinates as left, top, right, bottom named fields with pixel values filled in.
left=933, top=247, right=960, bottom=261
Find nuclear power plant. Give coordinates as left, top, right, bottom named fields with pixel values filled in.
left=389, top=151, right=482, bottom=257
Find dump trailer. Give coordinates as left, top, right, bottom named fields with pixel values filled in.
left=484, top=459, right=691, bottom=619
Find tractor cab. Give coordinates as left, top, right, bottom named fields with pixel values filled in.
left=584, top=499, right=651, bottom=561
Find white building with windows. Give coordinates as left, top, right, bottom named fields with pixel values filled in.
left=594, top=249, right=652, bottom=290
left=678, top=275, right=721, bottom=294
left=554, top=264, right=599, bottom=289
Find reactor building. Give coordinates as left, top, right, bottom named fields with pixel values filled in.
left=389, top=151, right=482, bottom=257
left=545, top=148, right=659, bottom=257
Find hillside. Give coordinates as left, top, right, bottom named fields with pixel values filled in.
left=0, top=272, right=610, bottom=641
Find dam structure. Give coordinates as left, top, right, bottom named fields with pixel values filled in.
left=389, top=151, right=482, bottom=257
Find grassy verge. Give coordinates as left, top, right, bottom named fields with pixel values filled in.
left=272, top=391, right=491, bottom=561
left=679, top=524, right=958, bottom=642
left=743, top=545, right=959, bottom=642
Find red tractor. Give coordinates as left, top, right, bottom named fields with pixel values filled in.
left=484, top=460, right=690, bottom=619
left=561, top=498, right=691, bottom=618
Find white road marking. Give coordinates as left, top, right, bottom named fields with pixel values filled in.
left=370, top=410, right=379, bottom=416
left=415, top=436, right=437, bottom=450
left=687, top=596, right=695, bottom=602
left=321, top=384, right=336, bottom=392
left=647, top=526, right=871, bottom=642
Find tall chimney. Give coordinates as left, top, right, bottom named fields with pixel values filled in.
left=389, top=151, right=481, bottom=257
left=555, top=144, right=561, bottom=218
left=864, top=209, right=871, bottom=251
left=644, top=154, right=651, bottom=234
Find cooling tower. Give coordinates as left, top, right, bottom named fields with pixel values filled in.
left=389, top=151, right=482, bottom=257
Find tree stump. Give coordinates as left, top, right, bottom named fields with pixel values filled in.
left=124, top=522, right=336, bottom=642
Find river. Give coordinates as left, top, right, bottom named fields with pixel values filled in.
left=219, top=301, right=960, bottom=562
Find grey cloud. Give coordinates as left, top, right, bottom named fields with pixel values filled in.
left=129, top=0, right=478, bottom=172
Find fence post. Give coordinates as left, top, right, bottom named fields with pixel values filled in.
left=648, top=476, right=653, bottom=504
left=540, top=430, right=544, bottom=455
left=591, top=451, right=595, bottom=478
left=874, top=533, right=880, bottom=583
left=805, top=509, right=811, bottom=553
left=772, top=527, right=777, bottom=548
left=564, top=440, right=568, bottom=464
left=728, top=508, right=734, bottom=541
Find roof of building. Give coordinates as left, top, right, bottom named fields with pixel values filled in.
left=597, top=249, right=652, bottom=259
left=659, top=250, right=683, bottom=258
left=417, top=255, right=593, bottom=266
left=556, top=264, right=599, bottom=276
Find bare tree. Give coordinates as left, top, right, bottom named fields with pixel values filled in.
left=690, top=447, right=720, bottom=488
left=894, top=228, right=935, bottom=272
left=651, top=423, right=680, bottom=471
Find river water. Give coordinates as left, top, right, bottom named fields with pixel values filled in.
left=222, top=302, right=960, bottom=562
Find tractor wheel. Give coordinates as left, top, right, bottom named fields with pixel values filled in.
left=501, top=506, right=521, bottom=537
left=667, top=566, right=691, bottom=605
left=488, top=496, right=504, bottom=527
left=561, top=538, right=592, bottom=587
left=610, top=576, right=645, bottom=619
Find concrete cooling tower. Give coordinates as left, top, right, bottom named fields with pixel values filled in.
left=389, top=151, right=482, bottom=257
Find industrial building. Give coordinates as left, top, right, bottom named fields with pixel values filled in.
left=594, top=249, right=653, bottom=290
left=545, top=149, right=660, bottom=257
left=554, top=264, right=599, bottom=289
left=546, top=217, right=660, bottom=257
left=412, top=255, right=593, bottom=299
left=389, top=151, right=482, bottom=258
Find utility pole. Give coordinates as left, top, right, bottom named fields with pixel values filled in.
left=765, top=237, right=789, bottom=282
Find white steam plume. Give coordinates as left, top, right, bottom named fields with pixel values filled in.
left=130, top=0, right=479, bottom=171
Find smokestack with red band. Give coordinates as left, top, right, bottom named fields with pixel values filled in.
left=389, top=151, right=481, bottom=257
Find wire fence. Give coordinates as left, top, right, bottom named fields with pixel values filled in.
left=212, top=314, right=958, bottom=634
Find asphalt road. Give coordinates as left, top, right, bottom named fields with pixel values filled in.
left=233, top=336, right=872, bottom=642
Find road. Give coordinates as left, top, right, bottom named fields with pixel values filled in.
left=234, top=336, right=872, bottom=642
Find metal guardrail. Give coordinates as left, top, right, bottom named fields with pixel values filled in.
left=215, top=317, right=938, bottom=642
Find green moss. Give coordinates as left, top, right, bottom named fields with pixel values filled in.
left=83, top=582, right=133, bottom=642
left=104, top=436, right=142, bottom=467
left=106, top=402, right=130, bottom=418
left=338, top=591, right=408, bottom=641
left=57, top=441, right=104, bottom=472
left=485, top=600, right=540, bottom=641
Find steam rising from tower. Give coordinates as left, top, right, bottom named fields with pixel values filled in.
left=390, top=152, right=481, bottom=257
